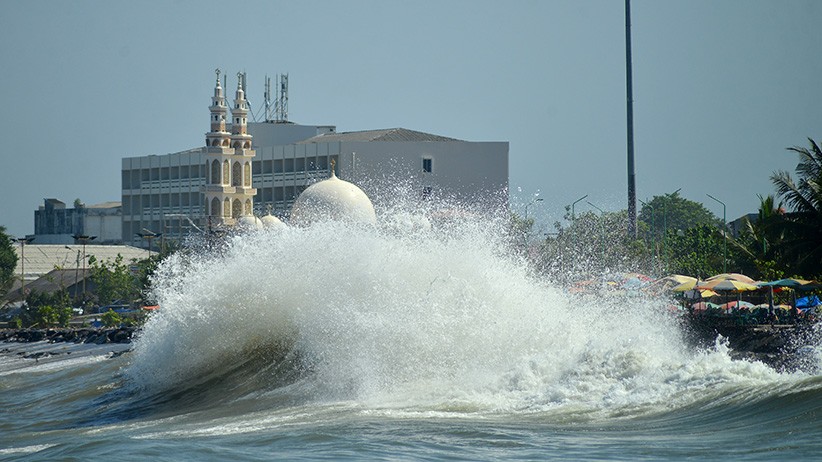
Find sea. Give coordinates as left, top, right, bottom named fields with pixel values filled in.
left=1, top=211, right=821, bottom=461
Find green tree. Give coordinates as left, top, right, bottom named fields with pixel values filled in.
left=100, top=309, right=122, bottom=328
left=729, top=194, right=787, bottom=280
left=89, top=254, right=140, bottom=306
left=665, top=224, right=731, bottom=278
left=0, top=226, right=17, bottom=298
left=19, top=290, right=72, bottom=328
left=638, top=191, right=720, bottom=240
left=770, top=138, right=822, bottom=277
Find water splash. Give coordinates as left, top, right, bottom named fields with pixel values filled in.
left=125, top=207, right=799, bottom=418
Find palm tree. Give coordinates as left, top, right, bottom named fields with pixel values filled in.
left=770, top=138, right=822, bottom=276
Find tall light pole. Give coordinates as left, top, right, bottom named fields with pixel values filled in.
left=570, top=194, right=588, bottom=272
left=625, top=0, right=637, bottom=238
left=587, top=201, right=606, bottom=267
left=662, top=188, right=681, bottom=273
left=72, top=234, right=96, bottom=298
left=706, top=193, right=727, bottom=273
left=14, top=237, right=34, bottom=300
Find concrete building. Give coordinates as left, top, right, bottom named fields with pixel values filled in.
left=33, top=198, right=122, bottom=245
left=121, top=71, right=509, bottom=246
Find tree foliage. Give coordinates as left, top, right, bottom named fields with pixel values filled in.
left=89, top=254, right=140, bottom=306
left=0, top=226, right=17, bottom=298
left=19, top=290, right=73, bottom=328
left=770, top=138, right=822, bottom=277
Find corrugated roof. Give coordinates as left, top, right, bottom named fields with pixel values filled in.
left=298, top=128, right=461, bottom=144
left=3, top=268, right=92, bottom=303
left=13, top=245, right=151, bottom=279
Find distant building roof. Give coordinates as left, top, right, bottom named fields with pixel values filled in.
left=87, top=201, right=122, bottom=209
left=12, top=245, right=151, bottom=280
left=3, top=268, right=92, bottom=303
left=298, top=127, right=461, bottom=144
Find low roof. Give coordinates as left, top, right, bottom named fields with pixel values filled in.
left=298, top=127, right=461, bottom=144
left=13, top=245, right=151, bottom=279
left=3, top=268, right=92, bottom=303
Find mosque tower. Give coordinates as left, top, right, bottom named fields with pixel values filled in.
left=202, top=69, right=258, bottom=228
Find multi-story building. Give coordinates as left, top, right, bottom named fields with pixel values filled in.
left=33, top=198, right=122, bottom=245
left=121, top=71, right=509, bottom=247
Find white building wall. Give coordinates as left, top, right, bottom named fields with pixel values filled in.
left=122, top=125, right=508, bottom=246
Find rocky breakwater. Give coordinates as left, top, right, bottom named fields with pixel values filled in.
left=0, top=327, right=137, bottom=362
left=0, top=327, right=136, bottom=344
left=683, top=316, right=820, bottom=371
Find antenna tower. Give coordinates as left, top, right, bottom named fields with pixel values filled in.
left=274, top=74, right=289, bottom=122
left=264, top=75, right=274, bottom=122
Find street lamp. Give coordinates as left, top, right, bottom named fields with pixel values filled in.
left=13, top=237, right=34, bottom=300
left=638, top=198, right=655, bottom=273
left=569, top=194, right=588, bottom=272
left=706, top=193, right=727, bottom=273
left=72, top=234, right=96, bottom=298
left=663, top=188, right=681, bottom=272
left=587, top=201, right=606, bottom=267
left=136, top=229, right=162, bottom=257
left=65, top=246, right=81, bottom=299
left=524, top=197, right=543, bottom=246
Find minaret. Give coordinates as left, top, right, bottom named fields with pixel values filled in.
left=202, top=70, right=257, bottom=227
left=205, top=68, right=229, bottom=148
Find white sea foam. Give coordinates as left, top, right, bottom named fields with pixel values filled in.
left=125, top=207, right=796, bottom=418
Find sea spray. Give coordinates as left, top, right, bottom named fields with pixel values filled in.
left=125, top=209, right=793, bottom=419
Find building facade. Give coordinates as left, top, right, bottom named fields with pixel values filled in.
left=33, top=198, right=122, bottom=245
left=121, top=71, right=509, bottom=246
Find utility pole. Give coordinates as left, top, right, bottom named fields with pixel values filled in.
left=626, top=0, right=637, bottom=238
left=14, top=237, right=34, bottom=300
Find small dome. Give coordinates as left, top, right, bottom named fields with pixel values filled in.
left=261, top=213, right=286, bottom=230
left=237, top=215, right=263, bottom=230
left=290, top=170, right=377, bottom=226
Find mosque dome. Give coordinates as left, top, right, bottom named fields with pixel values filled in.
left=261, top=213, right=286, bottom=230
left=237, top=215, right=263, bottom=230
left=290, top=168, right=377, bottom=227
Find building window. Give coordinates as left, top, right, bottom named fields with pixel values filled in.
left=422, top=158, right=432, bottom=173
left=422, top=186, right=432, bottom=200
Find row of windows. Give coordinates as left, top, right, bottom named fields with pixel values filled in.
left=123, top=165, right=206, bottom=189
left=252, top=157, right=330, bottom=175
left=122, top=193, right=202, bottom=214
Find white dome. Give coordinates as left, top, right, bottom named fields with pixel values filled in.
left=290, top=170, right=377, bottom=226
left=261, top=213, right=286, bottom=230
left=237, top=215, right=263, bottom=230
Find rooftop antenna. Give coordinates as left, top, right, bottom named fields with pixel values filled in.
left=275, top=73, right=289, bottom=122
left=264, top=75, right=273, bottom=122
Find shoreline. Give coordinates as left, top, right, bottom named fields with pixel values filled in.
left=0, top=327, right=136, bottom=344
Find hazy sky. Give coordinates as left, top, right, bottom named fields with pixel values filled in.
left=1, top=0, right=820, bottom=238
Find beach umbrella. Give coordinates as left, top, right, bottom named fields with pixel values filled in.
left=705, top=273, right=756, bottom=284
left=758, top=278, right=813, bottom=289
left=696, top=278, right=759, bottom=292
left=682, top=289, right=719, bottom=299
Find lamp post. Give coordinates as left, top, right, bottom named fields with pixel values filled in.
left=136, top=229, right=162, bottom=257
left=14, top=237, right=34, bottom=300
left=72, top=234, right=96, bottom=298
left=65, top=246, right=81, bottom=300
left=638, top=198, right=655, bottom=273
left=524, top=197, right=543, bottom=246
left=706, top=193, right=727, bottom=273
left=587, top=201, right=606, bottom=268
left=662, top=188, right=681, bottom=273
left=569, top=194, right=588, bottom=272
